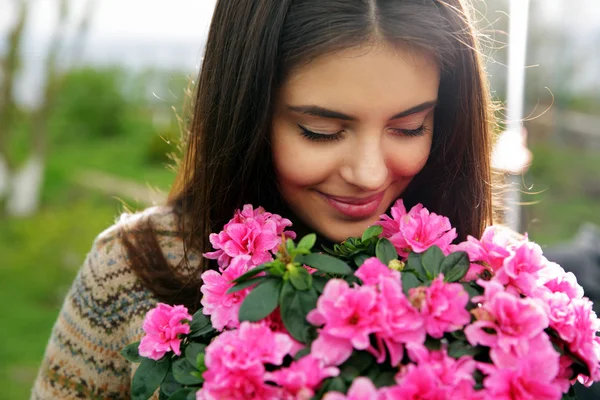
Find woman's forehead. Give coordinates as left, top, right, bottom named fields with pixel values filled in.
left=278, top=43, right=440, bottom=122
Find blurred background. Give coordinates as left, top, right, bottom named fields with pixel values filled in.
left=0, top=0, right=599, bottom=398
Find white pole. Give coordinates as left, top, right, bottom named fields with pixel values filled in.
left=503, top=0, right=531, bottom=232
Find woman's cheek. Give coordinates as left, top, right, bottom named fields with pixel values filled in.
left=272, top=129, right=340, bottom=187
left=385, top=135, right=432, bottom=178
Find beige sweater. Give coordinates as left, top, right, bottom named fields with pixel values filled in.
left=31, top=206, right=196, bottom=399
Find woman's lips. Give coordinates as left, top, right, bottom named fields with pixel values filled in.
left=318, top=191, right=385, bottom=219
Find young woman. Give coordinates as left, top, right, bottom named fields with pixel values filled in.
left=32, top=0, right=495, bottom=398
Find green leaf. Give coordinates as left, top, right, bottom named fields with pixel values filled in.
left=343, top=351, right=375, bottom=374
left=450, top=330, right=467, bottom=341
left=373, top=371, right=396, bottom=388
left=121, top=341, right=142, bottom=363
left=167, top=388, right=195, bottom=400
left=238, top=278, right=281, bottom=322
left=561, top=386, right=578, bottom=400
left=286, top=238, right=295, bottom=252
left=406, top=252, right=425, bottom=278
left=353, top=253, right=370, bottom=267
left=447, top=340, right=481, bottom=359
left=344, top=274, right=361, bottom=286
left=172, top=358, right=203, bottom=386
left=289, top=266, right=313, bottom=291
left=443, top=251, right=470, bottom=282
left=267, top=260, right=286, bottom=277
left=196, top=353, right=206, bottom=372
left=189, top=310, right=214, bottom=339
left=424, top=335, right=442, bottom=351
left=227, top=275, right=269, bottom=294
left=185, top=343, right=206, bottom=368
left=293, top=347, right=310, bottom=360
left=328, top=377, right=347, bottom=393
left=312, top=275, right=328, bottom=293
left=461, top=282, right=482, bottom=299
left=421, top=246, right=445, bottom=278
left=131, top=358, right=170, bottom=400
left=160, top=374, right=183, bottom=398
left=232, top=264, right=270, bottom=283
left=296, top=253, right=353, bottom=276
left=280, top=281, right=318, bottom=343
left=340, top=365, right=360, bottom=382
left=375, top=238, right=398, bottom=265
left=297, top=234, right=317, bottom=251
left=362, top=225, right=383, bottom=242
left=401, top=272, right=423, bottom=296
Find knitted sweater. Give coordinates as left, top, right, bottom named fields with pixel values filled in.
left=31, top=206, right=198, bottom=400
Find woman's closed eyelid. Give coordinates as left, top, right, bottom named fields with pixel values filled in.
left=389, top=120, right=427, bottom=130
left=296, top=123, right=344, bottom=135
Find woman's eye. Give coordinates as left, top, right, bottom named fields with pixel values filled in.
left=298, top=125, right=344, bottom=142
left=389, top=125, right=429, bottom=137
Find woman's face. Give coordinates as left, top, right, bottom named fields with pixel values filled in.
left=271, top=42, right=440, bottom=242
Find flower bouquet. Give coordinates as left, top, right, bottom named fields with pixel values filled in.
left=121, top=201, right=600, bottom=399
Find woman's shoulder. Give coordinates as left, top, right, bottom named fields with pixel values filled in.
left=31, top=206, right=186, bottom=399
left=96, top=204, right=181, bottom=247
left=78, top=205, right=196, bottom=315
left=92, top=204, right=193, bottom=270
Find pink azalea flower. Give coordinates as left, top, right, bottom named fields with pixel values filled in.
left=481, top=333, right=562, bottom=400
left=377, top=200, right=457, bottom=258
left=565, top=298, right=600, bottom=385
left=196, top=379, right=278, bottom=400
left=355, top=257, right=400, bottom=286
left=200, top=322, right=293, bottom=400
left=200, top=255, right=254, bottom=331
left=409, top=276, right=471, bottom=339
left=323, top=377, right=382, bottom=400
left=536, top=261, right=584, bottom=300
left=310, top=332, right=355, bottom=366
left=262, top=308, right=304, bottom=356
left=405, top=344, right=477, bottom=390
left=374, top=277, right=426, bottom=366
left=465, top=280, right=549, bottom=354
left=540, top=291, right=578, bottom=344
left=451, top=226, right=512, bottom=281
left=265, top=355, right=339, bottom=399
left=495, top=241, right=546, bottom=296
left=138, top=303, right=192, bottom=360
left=308, top=280, right=380, bottom=365
left=386, top=364, right=446, bottom=400
left=482, top=368, right=562, bottom=400
left=203, top=205, right=295, bottom=270
left=554, top=354, right=575, bottom=393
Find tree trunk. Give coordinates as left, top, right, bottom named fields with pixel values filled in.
left=6, top=0, right=69, bottom=217
left=5, top=154, right=44, bottom=216
left=0, top=0, right=28, bottom=204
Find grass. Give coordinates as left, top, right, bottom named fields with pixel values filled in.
left=0, top=195, right=126, bottom=399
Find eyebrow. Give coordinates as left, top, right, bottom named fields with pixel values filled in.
left=287, top=100, right=437, bottom=121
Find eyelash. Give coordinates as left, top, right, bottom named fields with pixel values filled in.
left=390, top=125, right=429, bottom=137
left=298, top=124, right=429, bottom=142
left=298, top=125, right=345, bottom=141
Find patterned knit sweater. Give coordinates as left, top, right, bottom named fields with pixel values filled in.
left=31, top=206, right=198, bottom=400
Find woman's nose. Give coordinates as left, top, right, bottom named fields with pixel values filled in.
left=340, top=134, right=388, bottom=192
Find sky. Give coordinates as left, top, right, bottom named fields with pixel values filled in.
left=0, top=0, right=218, bottom=105
left=1, top=0, right=217, bottom=41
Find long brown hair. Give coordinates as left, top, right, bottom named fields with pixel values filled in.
left=123, top=0, right=495, bottom=312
